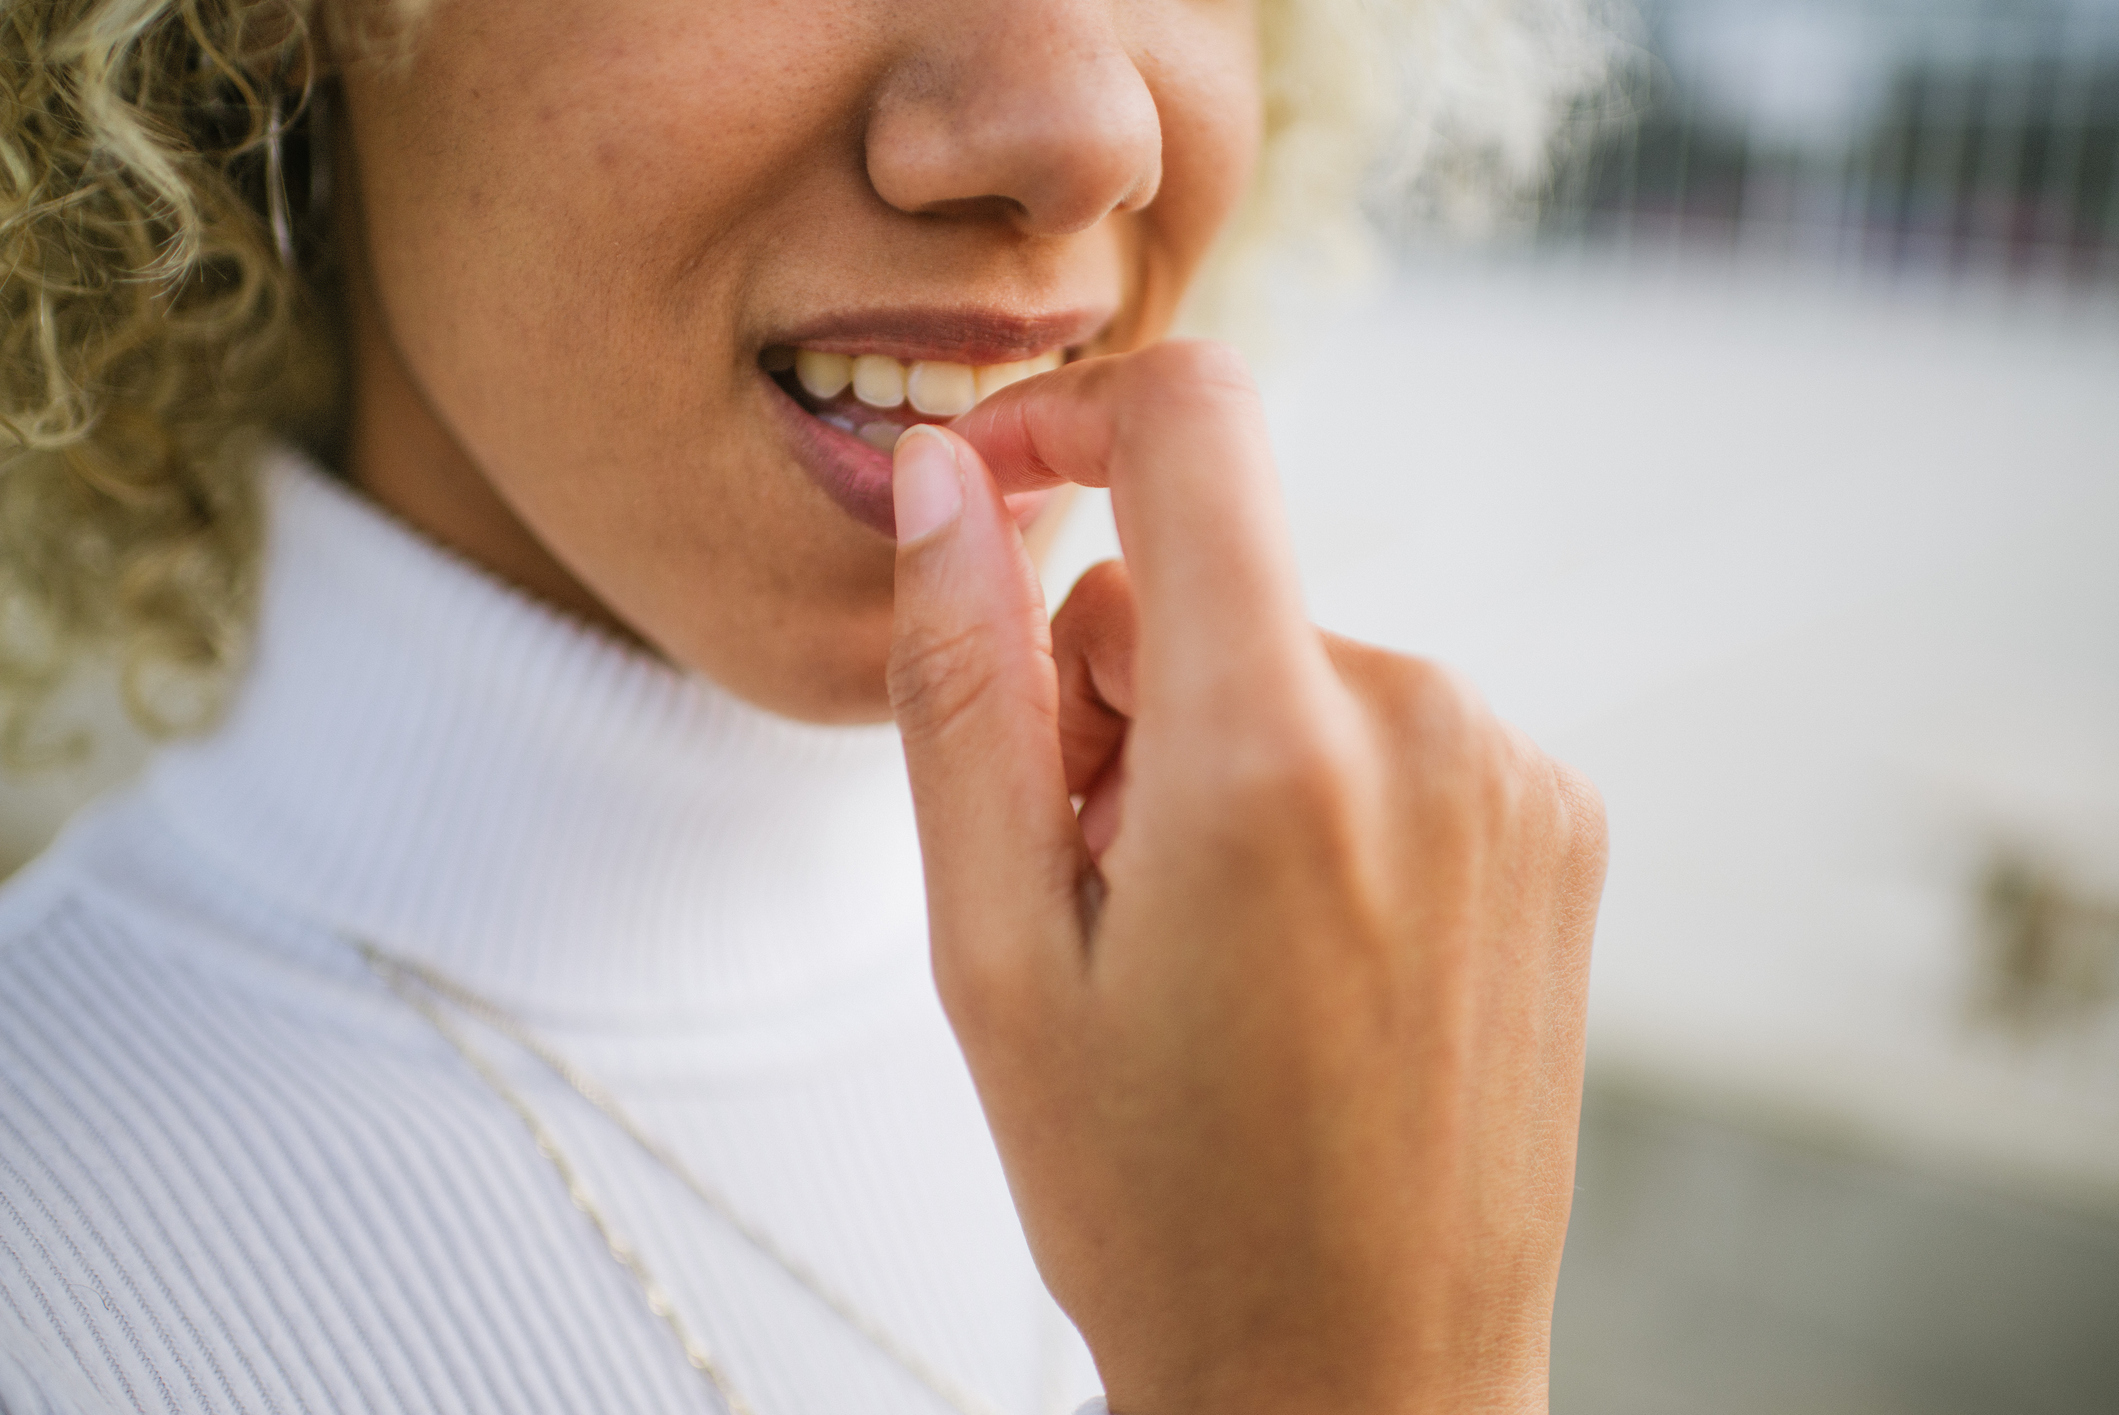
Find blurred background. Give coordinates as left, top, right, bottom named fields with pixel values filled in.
left=1066, top=0, right=2119, bottom=1408
left=6, top=0, right=2116, bottom=1410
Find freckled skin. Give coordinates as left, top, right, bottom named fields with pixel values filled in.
left=336, top=0, right=1260, bottom=722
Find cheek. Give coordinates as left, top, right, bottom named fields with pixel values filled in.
left=1164, top=84, right=1262, bottom=261
left=354, top=28, right=799, bottom=370
left=1125, top=14, right=1264, bottom=337
left=343, top=7, right=863, bottom=544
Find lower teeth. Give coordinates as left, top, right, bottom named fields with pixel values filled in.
left=811, top=401, right=904, bottom=450
left=784, top=377, right=916, bottom=451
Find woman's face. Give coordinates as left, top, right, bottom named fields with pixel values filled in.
left=336, top=0, right=1261, bottom=722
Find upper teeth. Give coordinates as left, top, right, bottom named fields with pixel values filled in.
left=782, top=348, right=1064, bottom=417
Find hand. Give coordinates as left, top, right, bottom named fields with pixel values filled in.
left=887, top=341, right=1607, bottom=1415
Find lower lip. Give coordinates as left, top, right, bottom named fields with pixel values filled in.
left=764, top=371, right=901, bottom=536
left=761, top=369, right=1056, bottom=541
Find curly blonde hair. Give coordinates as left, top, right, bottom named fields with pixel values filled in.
left=0, top=0, right=1610, bottom=760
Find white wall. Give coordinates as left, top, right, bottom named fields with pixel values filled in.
left=1261, top=255, right=2119, bottom=1208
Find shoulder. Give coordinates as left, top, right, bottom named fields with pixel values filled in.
left=0, top=832, right=137, bottom=1090
left=0, top=782, right=160, bottom=981
left=0, top=784, right=356, bottom=1019
left=0, top=841, right=84, bottom=969
left=0, top=799, right=177, bottom=1055
left=0, top=795, right=399, bottom=1415
left=0, top=808, right=189, bottom=1413
left=0, top=862, right=145, bottom=1415
left=0, top=786, right=401, bottom=1140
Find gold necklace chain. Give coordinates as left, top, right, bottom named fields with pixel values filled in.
left=358, top=941, right=1008, bottom=1415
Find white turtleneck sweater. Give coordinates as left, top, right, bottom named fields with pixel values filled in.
left=0, top=455, right=1102, bottom=1415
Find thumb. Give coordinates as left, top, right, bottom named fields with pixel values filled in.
left=888, top=425, right=1089, bottom=1033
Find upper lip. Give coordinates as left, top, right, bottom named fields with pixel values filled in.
left=765, top=305, right=1114, bottom=367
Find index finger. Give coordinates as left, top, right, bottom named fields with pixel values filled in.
left=952, top=341, right=1331, bottom=728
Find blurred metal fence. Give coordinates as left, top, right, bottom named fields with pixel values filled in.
left=1541, top=0, right=2119, bottom=289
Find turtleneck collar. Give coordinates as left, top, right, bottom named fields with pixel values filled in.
left=143, top=452, right=928, bottom=1027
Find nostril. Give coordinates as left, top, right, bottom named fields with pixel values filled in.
left=906, top=195, right=1031, bottom=224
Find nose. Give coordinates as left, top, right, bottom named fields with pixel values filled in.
left=865, top=3, right=1163, bottom=237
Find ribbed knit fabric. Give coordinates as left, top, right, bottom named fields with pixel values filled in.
left=0, top=453, right=1101, bottom=1415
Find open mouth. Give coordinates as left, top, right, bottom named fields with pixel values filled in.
left=763, top=345, right=1066, bottom=447
left=760, top=342, right=1070, bottom=537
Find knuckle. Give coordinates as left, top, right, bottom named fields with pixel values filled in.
left=930, top=943, right=1011, bottom=1036
left=1366, top=658, right=1593, bottom=855
left=1198, top=724, right=1366, bottom=839
left=1552, top=759, right=1610, bottom=864
left=931, top=962, right=1036, bottom=1069
left=1369, top=655, right=1500, bottom=790
left=1051, top=557, right=1130, bottom=632
left=1379, top=654, right=1488, bottom=740
left=1051, top=559, right=1137, bottom=719
left=1118, top=339, right=1259, bottom=416
left=886, top=621, right=1001, bottom=743
left=1142, top=337, right=1253, bottom=386
left=929, top=917, right=1076, bottom=1057
left=1073, top=555, right=1130, bottom=601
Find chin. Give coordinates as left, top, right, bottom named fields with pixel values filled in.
left=662, top=590, right=902, bottom=728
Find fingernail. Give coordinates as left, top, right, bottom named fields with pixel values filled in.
left=893, top=425, right=963, bottom=542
